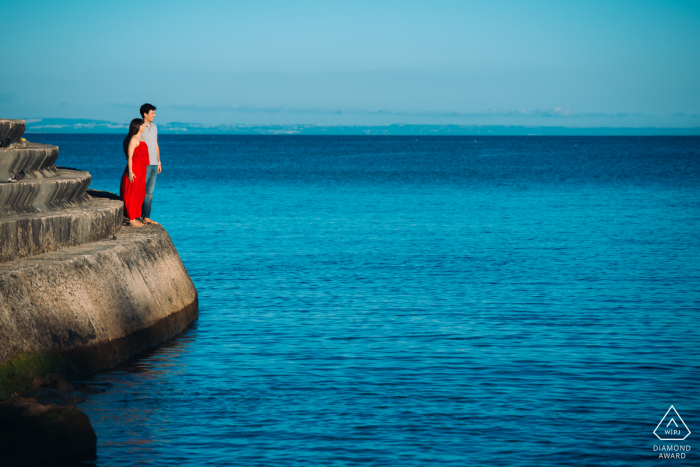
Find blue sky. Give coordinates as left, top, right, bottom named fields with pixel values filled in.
left=1, top=0, right=699, bottom=126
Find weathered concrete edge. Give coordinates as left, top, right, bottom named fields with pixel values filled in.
left=0, top=169, right=91, bottom=216
left=0, top=119, right=26, bottom=143
left=0, top=143, right=59, bottom=180
left=65, top=297, right=198, bottom=375
left=0, top=298, right=198, bottom=399
left=0, top=227, right=199, bottom=399
left=0, top=198, right=123, bottom=263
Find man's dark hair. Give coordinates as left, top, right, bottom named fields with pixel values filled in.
left=140, top=103, right=156, bottom=118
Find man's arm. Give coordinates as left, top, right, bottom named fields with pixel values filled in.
left=156, top=139, right=161, bottom=174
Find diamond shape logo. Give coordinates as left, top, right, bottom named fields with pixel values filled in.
left=654, top=406, right=691, bottom=441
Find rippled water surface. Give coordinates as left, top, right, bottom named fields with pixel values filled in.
left=29, top=135, right=700, bottom=466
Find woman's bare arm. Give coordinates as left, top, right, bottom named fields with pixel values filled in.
left=127, top=138, right=138, bottom=182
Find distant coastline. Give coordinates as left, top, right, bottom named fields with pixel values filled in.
left=23, top=118, right=700, bottom=136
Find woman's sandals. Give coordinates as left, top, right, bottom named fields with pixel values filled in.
left=129, top=219, right=145, bottom=228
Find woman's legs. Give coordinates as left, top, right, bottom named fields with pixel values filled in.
left=120, top=163, right=148, bottom=225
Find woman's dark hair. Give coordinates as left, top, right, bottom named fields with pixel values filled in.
left=123, top=118, right=144, bottom=157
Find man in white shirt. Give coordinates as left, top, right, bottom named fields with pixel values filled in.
left=139, top=103, right=161, bottom=225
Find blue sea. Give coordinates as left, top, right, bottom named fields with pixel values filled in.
left=29, top=135, right=700, bottom=466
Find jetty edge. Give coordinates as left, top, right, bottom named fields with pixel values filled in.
left=0, top=119, right=199, bottom=466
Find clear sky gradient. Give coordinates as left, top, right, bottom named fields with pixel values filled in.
left=2, top=0, right=699, bottom=127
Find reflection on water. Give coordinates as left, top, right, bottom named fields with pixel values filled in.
left=25, top=135, right=700, bottom=466
left=75, top=323, right=199, bottom=458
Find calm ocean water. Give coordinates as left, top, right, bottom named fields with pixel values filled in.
left=28, top=135, right=700, bottom=466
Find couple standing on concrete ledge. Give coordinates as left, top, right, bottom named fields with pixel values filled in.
left=120, top=103, right=161, bottom=227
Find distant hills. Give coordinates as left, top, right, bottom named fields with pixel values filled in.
left=24, top=118, right=700, bottom=136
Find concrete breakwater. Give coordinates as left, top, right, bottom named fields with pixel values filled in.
left=0, top=119, right=198, bottom=465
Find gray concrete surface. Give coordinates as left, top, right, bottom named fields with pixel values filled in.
left=0, top=143, right=59, bottom=180
left=0, top=168, right=91, bottom=216
left=0, top=197, right=123, bottom=262
left=0, top=119, right=26, bottom=143
left=0, top=225, right=198, bottom=374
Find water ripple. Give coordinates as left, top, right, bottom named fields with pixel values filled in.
left=26, top=135, right=700, bottom=466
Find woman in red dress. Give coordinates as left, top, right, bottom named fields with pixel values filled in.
left=120, top=118, right=149, bottom=227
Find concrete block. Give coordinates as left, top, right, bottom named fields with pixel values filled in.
left=0, top=197, right=124, bottom=262
left=0, top=119, right=26, bottom=143
left=0, top=225, right=198, bottom=379
left=0, top=168, right=91, bottom=216
left=0, top=143, right=59, bottom=180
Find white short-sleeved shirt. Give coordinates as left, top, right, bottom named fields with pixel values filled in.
left=142, top=123, right=159, bottom=165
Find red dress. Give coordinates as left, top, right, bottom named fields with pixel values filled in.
left=120, top=141, right=149, bottom=220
